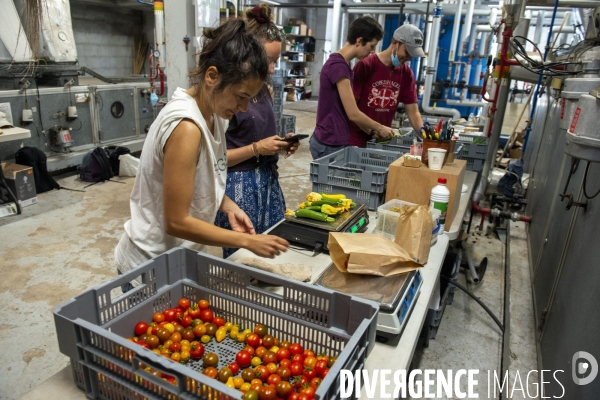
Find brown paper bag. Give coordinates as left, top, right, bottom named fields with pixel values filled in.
left=394, top=205, right=433, bottom=265
left=328, top=233, right=422, bottom=276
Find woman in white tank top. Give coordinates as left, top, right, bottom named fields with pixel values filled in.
left=114, top=19, right=289, bottom=286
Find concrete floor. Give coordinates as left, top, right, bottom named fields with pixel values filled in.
left=1, top=103, right=538, bottom=400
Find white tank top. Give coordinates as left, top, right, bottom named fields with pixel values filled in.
left=114, top=88, right=228, bottom=278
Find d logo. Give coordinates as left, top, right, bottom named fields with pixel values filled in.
left=572, top=351, right=598, bottom=385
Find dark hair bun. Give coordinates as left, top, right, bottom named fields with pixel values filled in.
left=246, top=3, right=273, bottom=24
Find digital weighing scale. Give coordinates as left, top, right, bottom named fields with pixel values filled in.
left=315, top=264, right=423, bottom=341
left=269, top=204, right=369, bottom=252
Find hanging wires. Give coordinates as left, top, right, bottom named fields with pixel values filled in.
left=508, top=36, right=582, bottom=77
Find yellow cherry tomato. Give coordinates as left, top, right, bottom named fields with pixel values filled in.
left=240, top=382, right=251, bottom=392
left=269, top=346, right=279, bottom=354
left=180, top=340, right=190, bottom=348
left=201, top=335, right=211, bottom=344
left=215, top=327, right=227, bottom=343
left=224, top=322, right=233, bottom=331
left=164, top=323, right=175, bottom=333
left=251, top=356, right=262, bottom=367
left=226, top=377, right=235, bottom=389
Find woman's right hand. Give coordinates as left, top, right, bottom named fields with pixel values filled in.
left=245, top=234, right=290, bottom=258
left=258, top=135, right=290, bottom=156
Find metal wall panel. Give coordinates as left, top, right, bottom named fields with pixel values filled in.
left=523, top=92, right=549, bottom=174
left=527, top=98, right=562, bottom=266
left=531, top=156, right=584, bottom=327
left=0, top=86, right=94, bottom=161
left=539, top=161, right=600, bottom=398
left=95, top=86, right=137, bottom=143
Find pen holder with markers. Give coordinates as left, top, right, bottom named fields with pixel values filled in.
left=422, top=138, right=451, bottom=167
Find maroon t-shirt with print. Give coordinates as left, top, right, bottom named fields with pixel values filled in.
left=350, top=53, right=418, bottom=147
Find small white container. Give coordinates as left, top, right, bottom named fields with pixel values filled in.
left=428, top=148, right=447, bottom=170
left=430, top=178, right=451, bottom=232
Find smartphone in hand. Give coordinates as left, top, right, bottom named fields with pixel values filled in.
left=281, top=134, right=309, bottom=143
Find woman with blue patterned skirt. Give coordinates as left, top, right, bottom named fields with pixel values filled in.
left=215, top=3, right=300, bottom=258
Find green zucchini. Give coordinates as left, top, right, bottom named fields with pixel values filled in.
left=306, top=206, right=323, bottom=211
left=310, top=199, right=344, bottom=207
left=295, top=209, right=335, bottom=223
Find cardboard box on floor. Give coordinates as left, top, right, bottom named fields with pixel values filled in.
left=1, top=162, right=37, bottom=207
left=386, top=157, right=466, bottom=229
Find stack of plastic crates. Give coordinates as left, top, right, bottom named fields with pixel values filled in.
left=310, top=147, right=402, bottom=210
left=456, top=133, right=488, bottom=172
left=280, top=114, right=296, bottom=136
left=54, top=247, right=379, bottom=400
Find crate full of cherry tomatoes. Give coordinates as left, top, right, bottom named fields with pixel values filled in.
left=54, top=247, right=378, bottom=400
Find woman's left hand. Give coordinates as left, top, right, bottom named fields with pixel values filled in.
left=228, top=209, right=256, bottom=235
left=284, top=132, right=300, bottom=159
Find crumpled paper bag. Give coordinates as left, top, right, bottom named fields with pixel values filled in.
left=394, top=205, right=433, bottom=265
left=328, top=233, right=422, bottom=276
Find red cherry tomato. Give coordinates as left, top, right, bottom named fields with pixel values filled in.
left=236, top=350, right=252, bottom=368
left=276, top=348, right=290, bottom=362
left=300, top=386, right=316, bottom=399
left=137, top=340, right=150, bottom=349
left=309, top=377, right=322, bottom=389
left=302, top=349, right=315, bottom=358
left=289, top=362, right=303, bottom=377
left=303, top=368, right=317, bottom=380
left=180, top=315, right=192, bottom=328
left=267, top=374, right=282, bottom=386
left=246, top=333, right=260, bottom=348
left=152, top=312, right=165, bottom=323
left=178, top=298, right=191, bottom=310
left=287, top=393, right=301, bottom=400
left=164, top=309, right=177, bottom=322
left=134, top=322, right=149, bottom=336
left=279, top=359, right=291, bottom=369
left=198, top=300, right=209, bottom=310
left=314, top=360, right=327, bottom=377
left=189, top=343, right=205, bottom=360
left=293, top=375, right=308, bottom=390
left=291, top=354, right=304, bottom=365
left=200, top=309, right=214, bottom=323
left=212, top=317, right=225, bottom=327
left=303, top=356, right=317, bottom=369
left=187, top=304, right=201, bottom=319
left=288, top=343, right=303, bottom=356
left=255, top=365, right=270, bottom=382
left=228, top=362, right=240, bottom=375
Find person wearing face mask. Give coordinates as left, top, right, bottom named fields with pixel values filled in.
left=350, top=24, right=426, bottom=148
left=310, top=16, right=395, bottom=160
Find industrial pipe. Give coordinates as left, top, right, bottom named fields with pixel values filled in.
left=422, top=4, right=462, bottom=120
left=346, top=7, right=496, bottom=16
left=331, top=0, right=342, bottom=52
left=471, top=201, right=531, bottom=231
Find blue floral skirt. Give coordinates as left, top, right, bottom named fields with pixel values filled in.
left=215, top=164, right=286, bottom=258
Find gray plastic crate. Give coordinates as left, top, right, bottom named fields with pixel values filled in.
left=366, top=136, right=414, bottom=154
left=312, top=183, right=386, bottom=211
left=54, top=248, right=378, bottom=400
left=310, top=147, right=401, bottom=194
left=465, top=158, right=484, bottom=172
left=457, top=133, right=488, bottom=160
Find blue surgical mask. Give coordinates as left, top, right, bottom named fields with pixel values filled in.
left=391, top=47, right=403, bottom=67
left=150, top=92, right=158, bottom=106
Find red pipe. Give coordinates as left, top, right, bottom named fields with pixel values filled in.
left=472, top=200, right=492, bottom=230
left=157, top=69, right=165, bottom=96
left=471, top=200, right=531, bottom=230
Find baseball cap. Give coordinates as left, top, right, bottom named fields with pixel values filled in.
left=0, top=111, right=13, bottom=128
left=393, top=24, right=426, bottom=58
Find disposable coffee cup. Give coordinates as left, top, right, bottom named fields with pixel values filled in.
left=428, top=148, right=447, bottom=170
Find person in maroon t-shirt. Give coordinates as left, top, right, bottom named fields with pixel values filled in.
left=310, top=17, right=395, bottom=160
left=351, top=24, right=426, bottom=147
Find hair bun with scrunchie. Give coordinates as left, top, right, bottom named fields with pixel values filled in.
left=252, top=6, right=267, bottom=23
